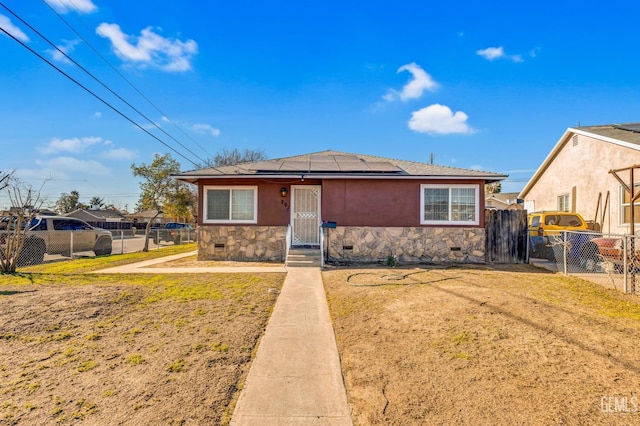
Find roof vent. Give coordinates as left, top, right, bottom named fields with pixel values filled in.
left=572, top=135, right=578, bottom=146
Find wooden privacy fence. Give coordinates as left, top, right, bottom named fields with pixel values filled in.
left=485, top=209, right=528, bottom=264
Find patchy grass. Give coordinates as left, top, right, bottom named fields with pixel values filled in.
left=8, top=244, right=197, bottom=276
left=0, top=248, right=285, bottom=425
left=324, top=264, right=640, bottom=425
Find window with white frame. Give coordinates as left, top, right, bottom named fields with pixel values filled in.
left=420, top=184, right=479, bottom=225
left=557, top=194, right=570, bottom=212
left=619, top=184, right=640, bottom=225
left=203, top=186, right=257, bottom=223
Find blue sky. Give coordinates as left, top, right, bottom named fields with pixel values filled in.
left=2, top=0, right=640, bottom=211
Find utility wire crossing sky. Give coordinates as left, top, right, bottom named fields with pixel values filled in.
left=2, top=0, right=640, bottom=210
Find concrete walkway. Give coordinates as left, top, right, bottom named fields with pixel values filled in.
left=94, top=251, right=286, bottom=274
left=231, top=267, right=352, bottom=425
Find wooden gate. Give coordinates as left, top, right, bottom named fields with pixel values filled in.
left=485, top=209, right=528, bottom=264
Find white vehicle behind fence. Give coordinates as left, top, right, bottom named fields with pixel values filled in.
left=28, top=216, right=113, bottom=257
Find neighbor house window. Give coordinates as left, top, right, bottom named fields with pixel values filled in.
left=557, top=194, right=570, bottom=212
left=420, top=184, right=479, bottom=225
left=204, top=186, right=257, bottom=223
left=619, top=184, right=640, bottom=225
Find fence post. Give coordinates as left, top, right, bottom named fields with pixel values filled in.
left=562, top=231, right=566, bottom=275
left=70, top=232, right=74, bottom=258
left=623, top=236, right=628, bottom=294
left=631, top=235, right=637, bottom=294
left=120, top=230, right=124, bottom=254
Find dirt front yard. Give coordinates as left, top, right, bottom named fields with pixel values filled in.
left=0, top=251, right=285, bottom=425
left=324, top=264, right=640, bottom=425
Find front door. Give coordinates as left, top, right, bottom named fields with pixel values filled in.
left=291, top=185, right=321, bottom=246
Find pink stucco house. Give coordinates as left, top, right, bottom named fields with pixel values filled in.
left=519, top=123, right=640, bottom=234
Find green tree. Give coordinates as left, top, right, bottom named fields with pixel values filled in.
left=486, top=182, right=502, bottom=194
left=89, top=196, right=104, bottom=209
left=53, top=190, right=86, bottom=214
left=163, top=184, right=196, bottom=223
left=131, top=153, right=183, bottom=251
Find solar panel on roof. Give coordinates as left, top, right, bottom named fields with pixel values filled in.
left=247, top=156, right=402, bottom=174
left=279, top=161, right=310, bottom=171
left=333, top=155, right=360, bottom=161
left=613, top=123, right=640, bottom=133
left=365, top=162, right=402, bottom=172
left=337, top=162, right=367, bottom=172
left=309, top=161, right=340, bottom=171
left=248, top=161, right=281, bottom=171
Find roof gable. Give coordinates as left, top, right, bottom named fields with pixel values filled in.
left=519, top=123, right=640, bottom=199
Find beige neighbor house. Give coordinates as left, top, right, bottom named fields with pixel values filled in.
left=485, top=192, right=523, bottom=210
left=519, top=123, right=640, bottom=234
left=67, top=208, right=126, bottom=226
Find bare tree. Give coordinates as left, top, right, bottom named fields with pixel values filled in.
left=198, top=148, right=267, bottom=168
left=0, top=171, right=9, bottom=192
left=0, top=173, right=46, bottom=273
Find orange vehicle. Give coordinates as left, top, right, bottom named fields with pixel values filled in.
left=582, top=236, right=640, bottom=272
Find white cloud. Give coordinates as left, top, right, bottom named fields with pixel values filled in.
left=192, top=123, right=221, bottom=137
left=469, top=164, right=484, bottom=171
left=101, top=148, right=137, bottom=160
left=44, top=0, right=97, bottom=14
left=93, top=111, right=102, bottom=119
left=96, top=23, right=198, bottom=72
left=15, top=168, right=60, bottom=181
left=38, top=136, right=103, bottom=155
left=0, top=14, right=29, bottom=42
left=408, top=104, right=474, bottom=135
left=476, top=46, right=523, bottom=63
left=48, top=39, right=81, bottom=63
left=37, top=157, right=109, bottom=176
left=384, top=62, right=438, bottom=102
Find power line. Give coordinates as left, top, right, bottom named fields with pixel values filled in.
left=42, top=0, right=215, bottom=161
left=2, top=2, right=208, bottom=166
left=0, top=12, right=200, bottom=168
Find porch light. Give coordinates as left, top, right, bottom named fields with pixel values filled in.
left=280, top=187, right=288, bottom=197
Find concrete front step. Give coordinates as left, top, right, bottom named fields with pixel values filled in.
left=286, top=248, right=322, bottom=267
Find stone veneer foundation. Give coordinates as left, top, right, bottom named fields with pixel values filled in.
left=198, top=225, right=485, bottom=264
left=325, top=226, right=485, bottom=264
left=198, top=225, right=287, bottom=261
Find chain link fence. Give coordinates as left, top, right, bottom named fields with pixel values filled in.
left=530, top=230, right=640, bottom=294
left=2, top=227, right=198, bottom=268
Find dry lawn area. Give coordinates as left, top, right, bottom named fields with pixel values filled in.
left=324, top=264, right=640, bottom=425
left=0, top=246, right=285, bottom=425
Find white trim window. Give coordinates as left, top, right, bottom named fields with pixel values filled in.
left=203, top=186, right=257, bottom=224
left=557, top=194, right=570, bottom=212
left=619, top=184, right=640, bottom=225
left=421, top=184, right=479, bottom=225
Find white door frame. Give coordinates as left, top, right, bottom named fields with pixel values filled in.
left=290, top=185, right=321, bottom=246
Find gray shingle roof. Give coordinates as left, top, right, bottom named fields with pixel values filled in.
left=574, top=123, right=640, bottom=146
left=175, top=149, right=507, bottom=182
